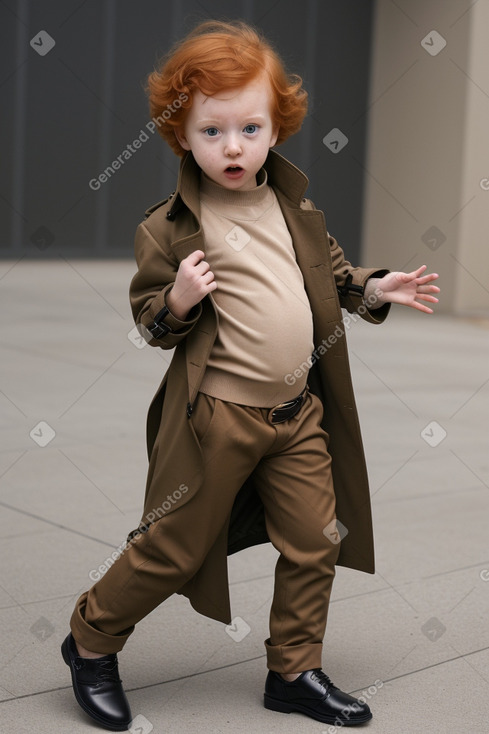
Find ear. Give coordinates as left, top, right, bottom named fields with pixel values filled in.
left=175, top=127, right=191, bottom=151
left=269, top=127, right=279, bottom=148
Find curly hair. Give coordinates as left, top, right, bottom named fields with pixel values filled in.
left=146, top=20, right=308, bottom=156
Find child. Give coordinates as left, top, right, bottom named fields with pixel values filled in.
left=62, top=20, right=439, bottom=731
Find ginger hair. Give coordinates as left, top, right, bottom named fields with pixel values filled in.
left=146, top=20, right=308, bottom=156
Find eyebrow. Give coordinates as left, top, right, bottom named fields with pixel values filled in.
left=195, top=114, right=268, bottom=125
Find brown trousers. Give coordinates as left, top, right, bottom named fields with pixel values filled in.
left=70, top=389, right=340, bottom=674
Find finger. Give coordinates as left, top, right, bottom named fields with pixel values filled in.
left=417, top=285, right=440, bottom=294
left=186, top=250, right=206, bottom=266
left=407, top=264, right=428, bottom=279
left=411, top=300, right=434, bottom=314
left=201, top=270, right=215, bottom=285
left=192, top=258, right=215, bottom=279
left=416, top=272, right=439, bottom=285
left=400, top=266, right=426, bottom=283
left=194, top=258, right=210, bottom=275
left=422, top=288, right=440, bottom=293
left=394, top=271, right=416, bottom=285
left=416, top=294, right=439, bottom=303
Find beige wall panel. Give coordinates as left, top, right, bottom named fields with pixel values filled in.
left=454, top=1, right=489, bottom=313
left=362, top=1, right=489, bottom=314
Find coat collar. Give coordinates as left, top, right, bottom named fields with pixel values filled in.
left=166, top=148, right=310, bottom=220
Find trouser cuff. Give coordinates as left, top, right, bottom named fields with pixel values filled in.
left=69, top=591, right=133, bottom=654
left=264, top=638, right=323, bottom=673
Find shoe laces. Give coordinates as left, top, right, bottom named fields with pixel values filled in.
left=310, top=668, right=337, bottom=691
left=95, top=658, right=121, bottom=683
left=75, top=654, right=121, bottom=684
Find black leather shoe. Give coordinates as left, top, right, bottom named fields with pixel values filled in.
left=264, top=668, right=372, bottom=726
left=61, top=633, right=132, bottom=731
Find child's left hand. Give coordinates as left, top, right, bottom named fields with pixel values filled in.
left=367, top=265, right=440, bottom=314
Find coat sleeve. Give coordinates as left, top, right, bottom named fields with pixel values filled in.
left=129, top=220, right=202, bottom=349
left=302, top=197, right=390, bottom=325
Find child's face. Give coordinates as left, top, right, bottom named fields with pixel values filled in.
left=175, top=74, right=278, bottom=191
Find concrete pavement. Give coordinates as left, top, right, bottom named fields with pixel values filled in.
left=1, top=259, right=488, bottom=733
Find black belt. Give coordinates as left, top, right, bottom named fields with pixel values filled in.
left=268, top=386, right=308, bottom=424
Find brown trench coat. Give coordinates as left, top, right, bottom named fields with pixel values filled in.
left=128, top=149, right=390, bottom=625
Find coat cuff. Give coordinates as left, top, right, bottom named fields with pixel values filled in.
left=140, top=284, right=202, bottom=342
left=339, top=268, right=391, bottom=324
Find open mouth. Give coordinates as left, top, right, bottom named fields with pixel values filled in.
left=225, top=165, right=243, bottom=172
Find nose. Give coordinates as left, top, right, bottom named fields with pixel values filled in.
left=224, top=133, right=242, bottom=157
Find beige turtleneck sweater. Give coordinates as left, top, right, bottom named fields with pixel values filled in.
left=198, top=170, right=314, bottom=407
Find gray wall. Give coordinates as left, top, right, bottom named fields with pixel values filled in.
left=1, top=0, right=374, bottom=262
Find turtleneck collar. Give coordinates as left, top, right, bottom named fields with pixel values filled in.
left=200, top=168, right=269, bottom=207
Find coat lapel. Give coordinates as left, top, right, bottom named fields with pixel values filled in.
left=270, top=180, right=342, bottom=326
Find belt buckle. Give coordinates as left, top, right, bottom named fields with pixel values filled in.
left=269, top=392, right=304, bottom=424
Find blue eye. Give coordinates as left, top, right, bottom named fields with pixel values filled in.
left=204, top=127, right=219, bottom=137
left=243, top=124, right=258, bottom=134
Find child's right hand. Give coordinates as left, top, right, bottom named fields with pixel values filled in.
left=165, top=250, right=216, bottom=321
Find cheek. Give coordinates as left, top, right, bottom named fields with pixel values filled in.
left=194, top=145, right=217, bottom=167
left=190, top=148, right=217, bottom=176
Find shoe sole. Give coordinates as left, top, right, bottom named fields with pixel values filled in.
left=264, top=693, right=373, bottom=726
left=61, top=637, right=131, bottom=732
